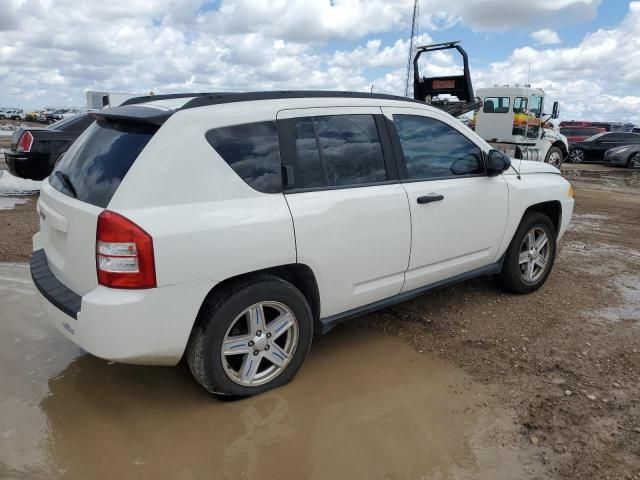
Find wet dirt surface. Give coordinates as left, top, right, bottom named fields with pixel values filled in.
left=1, top=162, right=639, bottom=479
left=0, top=263, right=542, bottom=480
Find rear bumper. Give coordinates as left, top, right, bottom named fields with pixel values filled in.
left=5, top=151, right=52, bottom=180
left=31, top=249, right=216, bottom=366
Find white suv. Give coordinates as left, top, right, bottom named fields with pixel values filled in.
left=32, top=91, right=574, bottom=396
left=0, top=108, right=25, bottom=120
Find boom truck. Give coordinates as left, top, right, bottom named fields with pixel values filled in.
left=412, top=42, right=567, bottom=167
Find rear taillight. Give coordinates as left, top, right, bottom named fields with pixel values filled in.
left=96, top=211, right=156, bottom=289
left=17, top=131, right=34, bottom=153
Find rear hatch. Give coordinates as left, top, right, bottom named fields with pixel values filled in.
left=38, top=119, right=157, bottom=295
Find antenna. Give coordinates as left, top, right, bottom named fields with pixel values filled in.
left=404, top=0, right=420, bottom=98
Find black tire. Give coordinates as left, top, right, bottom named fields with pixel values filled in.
left=497, top=212, right=557, bottom=294
left=545, top=146, right=563, bottom=168
left=568, top=148, right=584, bottom=164
left=0, top=115, right=5, bottom=120
left=628, top=153, right=640, bottom=170
left=186, top=274, right=313, bottom=397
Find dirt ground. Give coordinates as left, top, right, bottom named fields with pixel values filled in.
left=356, top=165, right=640, bottom=479
left=0, top=163, right=639, bottom=479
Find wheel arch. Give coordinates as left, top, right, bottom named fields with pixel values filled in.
left=522, top=200, right=562, bottom=235
left=195, top=263, right=321, bottom=328
left=551, top=140, right=568, bottom=158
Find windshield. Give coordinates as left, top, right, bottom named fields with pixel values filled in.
left=49, top=121, right=156, bottom=208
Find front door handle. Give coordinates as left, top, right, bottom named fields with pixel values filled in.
left=417, top=194, right=444, bottom=204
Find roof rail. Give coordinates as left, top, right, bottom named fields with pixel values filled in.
left=181, top=90, right=424, bottom=110
left=120, top=92, right=219, bottom=106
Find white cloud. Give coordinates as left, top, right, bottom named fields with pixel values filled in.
left=0, top=0, right=637, bottom=123
left=531, top=29, right=562, bottom=45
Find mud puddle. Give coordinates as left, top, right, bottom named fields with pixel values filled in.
left=562, top=167, right=640, bottom=194
left=0, top=263, right=544, bottom=480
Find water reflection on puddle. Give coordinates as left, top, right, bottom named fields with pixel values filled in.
left=0, top=264, right=533, bottom=480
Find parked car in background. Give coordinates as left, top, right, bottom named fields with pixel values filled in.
left=560, top=126, right=605, bottom=143
left=604, top=144, right=640, bottom=169
left=5, top=114, right=95, bottom=180
left=31, top=91, right=574, bottom=396
left=568, top=132, right=640, bottom=163
left=0, top=108, right=25, bottom=120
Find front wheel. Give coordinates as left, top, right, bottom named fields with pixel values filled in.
left=545, top=146, right=564, bottom=168
left=568, top=149, right=585, bottom=164
left=187, top=275, right=313, bottom=397
left=497, top=212, right=557, bottom=294
left=628, top=153, right=640, bottom=169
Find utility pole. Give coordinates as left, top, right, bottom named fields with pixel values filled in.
left=404, top=0, right=419, bottom=98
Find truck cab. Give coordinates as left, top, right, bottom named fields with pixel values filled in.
left=472, top=86, right=567, bottom=167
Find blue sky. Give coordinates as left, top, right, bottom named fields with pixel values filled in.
left=0, top=0, right=638, bottom=122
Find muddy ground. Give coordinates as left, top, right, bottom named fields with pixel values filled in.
left=0, top=164, right=639, bottom=479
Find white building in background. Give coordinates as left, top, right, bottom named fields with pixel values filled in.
left=86, top=91, right=148, bottom=109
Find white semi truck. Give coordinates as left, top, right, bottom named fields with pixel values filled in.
left=471, top=86, right=567, bottom=168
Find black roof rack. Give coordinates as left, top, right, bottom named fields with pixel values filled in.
left=120, top=90, right=423, bottom=110
left=120, top=92, right=220, bottom=107
left=103, top=90, right=427, bottom=126
left=97, top=89, right=473, bottom=127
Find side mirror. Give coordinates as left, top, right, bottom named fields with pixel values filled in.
left=552, top=101, right=559, bottom=119
left=487, top=150, right=511, bottom=176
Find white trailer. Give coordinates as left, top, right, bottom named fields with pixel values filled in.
left=471, top=86, right=568, bottom=168
left=86, top=91, right=145, bottom=109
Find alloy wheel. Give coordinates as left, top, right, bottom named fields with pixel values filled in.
left=221, top=301, right=299, bottom=387
left=518, top=227, right=551, bottom=283
left=569, top=150, right=584, bottom=164
left=630, top=154, right=640, bottom=169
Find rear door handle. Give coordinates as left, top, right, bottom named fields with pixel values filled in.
left=417, top=194, right=444, bottom=204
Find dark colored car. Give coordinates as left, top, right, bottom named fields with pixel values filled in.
left=5, top=114, right=94, bottom=180
left=568, top=132, right=640, bottom=164
left=560, top=126, right=606, bottom=143
left=604, top=144, right=640, bottom=169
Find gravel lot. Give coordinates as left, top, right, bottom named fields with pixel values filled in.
left=0, top=163, right=638, bottom=479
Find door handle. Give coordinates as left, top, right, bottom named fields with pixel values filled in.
left=417, top=194, right=444, bottom=204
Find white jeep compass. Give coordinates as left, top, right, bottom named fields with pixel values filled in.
left=32, top=91, right=574, bottom=396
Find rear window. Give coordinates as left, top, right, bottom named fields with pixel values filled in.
left=483, top=97, right=510, bottom=113
left=49, top=121, right=155, bottom=208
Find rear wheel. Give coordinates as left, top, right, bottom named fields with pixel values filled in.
left=498, top=212, right=557, bottom=294
left=545, top=146, right=563, bottom=168
left=187, top=275, right=313, bottom=397
left=628, top=153, right=640, bottom=169
left=569, top=149, right=585, bottom=164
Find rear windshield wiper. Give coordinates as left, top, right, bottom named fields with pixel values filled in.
left=54, top=171, right=77, bottom=198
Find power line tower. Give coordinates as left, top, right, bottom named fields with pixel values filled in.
left=404, top=0, right=419, bottom=97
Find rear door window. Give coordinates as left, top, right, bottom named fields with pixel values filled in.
left=205, top=121, right=282, bottom=193
left=49, top=121, right=156, bottom=208
left=289, top=114, right=387, bottom=189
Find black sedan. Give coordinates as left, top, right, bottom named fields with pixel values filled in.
left=5, top=114, right=94, bottom=180
left=568, top=132, right=640, bottom=163
left=604, top=144, right=640, bottom=169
